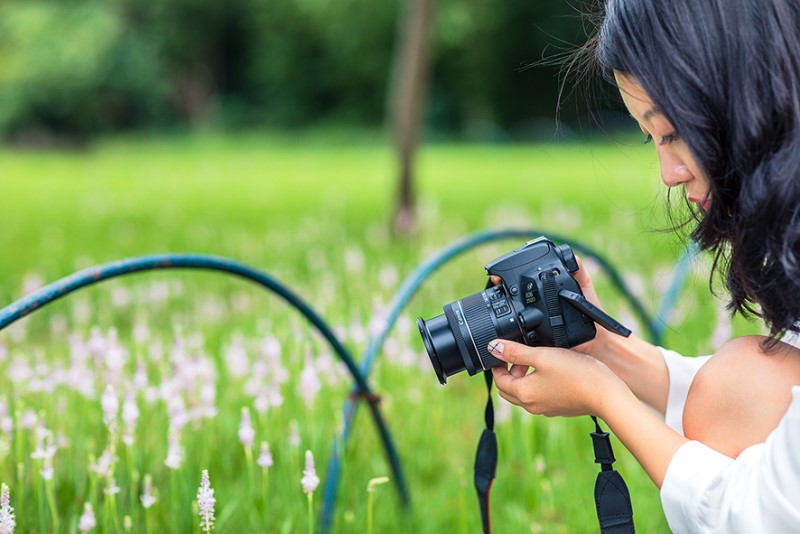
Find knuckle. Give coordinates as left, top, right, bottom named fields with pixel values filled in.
left=504, top=346, right=518, bottom=363
left=513, top=384, right=532, bottom=404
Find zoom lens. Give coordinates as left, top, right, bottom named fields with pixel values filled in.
left=417, top=286, right=522, bottom=384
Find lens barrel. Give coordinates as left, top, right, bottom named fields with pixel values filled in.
left=417, top=315, right=463, bottom=384
left=418, top=287, right=517, bottom=384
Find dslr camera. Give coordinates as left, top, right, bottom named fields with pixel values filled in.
left=417, top=237, right=631, bottom=384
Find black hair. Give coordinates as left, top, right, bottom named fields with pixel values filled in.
left=590, top=0, right=800, bottom=342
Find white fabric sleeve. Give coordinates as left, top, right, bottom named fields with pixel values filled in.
left=660, top=386, right=800, bottom=533
left=658, top=348, right=711, bottom=435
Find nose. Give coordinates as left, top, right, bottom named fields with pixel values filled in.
left=657, top=147, right=693, bottom=188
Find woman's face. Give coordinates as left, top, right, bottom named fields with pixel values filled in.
left=615, top=72, right=711, bottom=210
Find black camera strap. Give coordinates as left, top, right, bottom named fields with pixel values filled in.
left=475, top=386, right=634, bottom=533
left=590, top=416, right=635, bottom=533
left=475, top=369, right=497, bottom=534
left=542, top=270, right=569, bottom=348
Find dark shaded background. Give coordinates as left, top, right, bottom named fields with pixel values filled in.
left=0, top=0, right=623, bottom=145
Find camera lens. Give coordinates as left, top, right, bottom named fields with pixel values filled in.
left=418, top=287, right=521, bottom=384
left=417, top=315, right=464, bottom=384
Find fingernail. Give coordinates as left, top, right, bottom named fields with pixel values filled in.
left=488, top=341, right=504, bottom=356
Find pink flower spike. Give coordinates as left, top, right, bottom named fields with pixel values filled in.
left=0, top=483, right=15, bottom=534
left=289, top=420, right=300, bottom=448
left=299, top=351, right=321, bottom=408
left=78, top=502, right=96, bottom=532
left=301, top=450, right=320, bottom=494
left=140, top=474, right=156, bottom=509
left=257, top=442, right=273, bottom=469
left=238, top=407, right=254, bottom=449
left=164, top=430, right=184, bottom=470
left=196, top=470, right=216, bottom=533
left=101, top=385, right=118, bottom=432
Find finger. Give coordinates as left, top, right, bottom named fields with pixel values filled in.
left=491, top=365, right=518, bottom=393
left=488, top=339, right=541, bottom=367
left=509, top=364, right=529, bottom=378
left=572, top=255, right=592, bottom=285
left=496, top=388, right=521, bottom=407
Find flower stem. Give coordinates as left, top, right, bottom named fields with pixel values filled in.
left=307, top=492, right=314, bottom=534
left=170, top=469, right=180, bottom=532
left=127, top=445, right=138, bottom=517
left=368, top=491, right=374, bottom=534
left=261, top=468, right=269, bottom=519
left=45, top=479, right=59, bottom=531
left=244, top=445, right=255, bottom=496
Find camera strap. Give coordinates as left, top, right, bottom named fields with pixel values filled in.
left=591, top=416, right=635, bottom=533
left=475, top=369, right=497, bottom=534
left=474, top=376, right=634, bottom=534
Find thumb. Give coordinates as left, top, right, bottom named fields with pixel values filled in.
left=487, top=339, right=538, bottom=366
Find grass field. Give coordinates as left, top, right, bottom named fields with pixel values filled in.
left=0, top=133, right=764, bottom=533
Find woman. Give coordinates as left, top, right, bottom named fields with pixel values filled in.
left=489, top=0, right=800, bottom=531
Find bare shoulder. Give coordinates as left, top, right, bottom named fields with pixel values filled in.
left=683, top=335, right=800, bottom=457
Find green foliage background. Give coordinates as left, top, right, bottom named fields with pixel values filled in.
left=0, top=0, right=607, bottom=140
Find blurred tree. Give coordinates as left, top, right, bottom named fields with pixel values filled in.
left=388, top=0, right=434, bottom=235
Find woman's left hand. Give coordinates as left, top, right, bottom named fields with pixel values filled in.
left=489, top=339, right=625, bottom=418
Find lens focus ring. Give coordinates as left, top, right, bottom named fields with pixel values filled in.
left=459, top=292, right=501, bottom=370
left=443, top=305, right=475, bottom=375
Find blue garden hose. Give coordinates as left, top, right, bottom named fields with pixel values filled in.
left=320, top=228, right=668, bottom=532
left=0, top=253, right=410, bottom=510
left=653, top=242, right=700, bottom=341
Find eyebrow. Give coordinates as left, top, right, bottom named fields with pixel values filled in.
left=642, top=106, right=663, bottom=122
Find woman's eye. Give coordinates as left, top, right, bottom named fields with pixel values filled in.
left=643, top=134, right=653, bottom=144
left=660, top=132, right=680, bottom=145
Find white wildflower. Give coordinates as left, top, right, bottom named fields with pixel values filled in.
left=257, top=441, right=273, bottom=469
left=238, top=407, right=254, bottom=449
left=164, top=430, right=184, bottom=470
left=299, top=352, right=321, bottom=408
left=196, top=470, right=215, bottom=533
left=367, top=476, right=390, bottom=493
left=289, top=420, right=300, bottom=447
left=101, top=385, right=118, bottom=432
left=301, top=450, right=320, bottom=494
left=140, top=474, right=157, bottom=509
left=121, top=389, right=140, bottom=446
left=0, top=483, right=15, bottom=534
left=92, top=448, right=113, bottom=477
left=78, top=502, right=96, bottom=532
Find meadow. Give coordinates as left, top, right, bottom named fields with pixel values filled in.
left=0, top=133, right=764, bottom=533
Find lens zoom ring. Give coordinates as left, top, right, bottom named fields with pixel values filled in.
left=460, top=293, right=500, bottom=369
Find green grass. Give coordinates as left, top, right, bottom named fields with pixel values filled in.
left=0, top=133, right=764, bottom=533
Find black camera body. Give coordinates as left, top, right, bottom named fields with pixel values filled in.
left=417, top=237, right=630, bottom=384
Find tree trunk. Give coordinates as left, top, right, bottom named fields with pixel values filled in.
left=388, top=0, right=434, bottom=236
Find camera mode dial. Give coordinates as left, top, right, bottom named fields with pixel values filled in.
left=555, top=244, right=579, bottom=273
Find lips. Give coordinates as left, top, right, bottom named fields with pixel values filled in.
left=688, top=196, right=712, bottom=211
